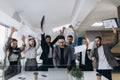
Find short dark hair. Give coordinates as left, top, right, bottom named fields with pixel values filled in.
left=11, top=38, right=18, bottom=42
left=67, top=35, right=73, bottom=38
left=59, top=35, right=65, bottom=40
left=45, top=35, right=51, bottom=39
left=28, top=38, right=36, bottom=47
left=95, top=36, right=102, bottom=41
left=82, top=37, right=87, bottom=40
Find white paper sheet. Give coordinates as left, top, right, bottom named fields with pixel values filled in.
left=102, top=19, right=118, bottom=28
left=88, top=41, right=95, bottom=50
left=74, top=45, right=86, bottom=54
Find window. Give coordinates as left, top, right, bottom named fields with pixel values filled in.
left=0, top=25, right=6, bottom=60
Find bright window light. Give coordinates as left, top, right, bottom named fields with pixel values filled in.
left=92, top=22, right=103, bottom=27
left=52, top=24, right=70, bottom=32
left=0, top=25, right=6, bottom=59
left=0, top=10, right=21, bottom=30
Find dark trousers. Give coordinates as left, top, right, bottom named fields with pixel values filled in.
left=70, top=60, right=76, bottom=70
left=39, top=58, right=53, bottom=71
left=4, top=61, right=21, bottom=80
left=71, top=60, right=76, bottom=67
left=79, top=63, right=93, bottom=71
left=25, top=58, right=38, bottom=71
left=79, top=52, right=93, bottom=71
left=97, top=70, right=112, bottom=80
left=47, top=58, right=54, bottom=68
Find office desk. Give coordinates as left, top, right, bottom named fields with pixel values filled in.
left=9, top=71, right=108, bottom=80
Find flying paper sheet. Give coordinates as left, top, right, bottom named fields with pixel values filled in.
left=74, top=45, right=87, bottom=54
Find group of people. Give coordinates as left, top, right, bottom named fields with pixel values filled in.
left=3, top=25, right=119, bottom=80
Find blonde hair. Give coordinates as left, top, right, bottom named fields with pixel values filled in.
left=82, top=37, right=89, bottom=45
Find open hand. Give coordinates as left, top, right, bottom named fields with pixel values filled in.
left=69, top=25, right=75, bottom=31
left=112, top=25, right=117, bottom=34
left=11, top=26, right=17, bottom=33
left=21, top=35, right=25, bottom=42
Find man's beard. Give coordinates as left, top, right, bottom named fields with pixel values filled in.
left=97, top=43, right=102, bottom=47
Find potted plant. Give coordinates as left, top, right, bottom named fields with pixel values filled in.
left=70, top=67, right=83, bottom=80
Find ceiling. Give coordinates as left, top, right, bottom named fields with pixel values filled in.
left=3, top=0, right=76, bottom=35
left=78, top=0, right=120, bottom=31
left=0, top=0, right=120, bottom=37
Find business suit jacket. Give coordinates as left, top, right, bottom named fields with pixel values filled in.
left=53, top=45, right=71, bottom=67
left=79, top=51, right=93, bottom=71
left=40, top=33, right=60, bottom=60
left=92, top=32, right=119, bottom=69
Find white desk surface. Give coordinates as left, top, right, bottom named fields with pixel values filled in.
left=9, top=71, right=108, bottom=80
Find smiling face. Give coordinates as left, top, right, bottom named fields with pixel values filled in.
left=45, top=37, right=51, bottom=43
left=58, top=36, right=65, bottom=48
left=11, top=41, right=18, bottom=48
left=82, top=37, right=89, bottom=46
left=67, top=37, right=73, bottom=44
left=29, top=39, right=35, bottom=47
left=58, top=39, right=65, bottom=48
left=94, top=38, right=101, bottom=47
left=94, top=36, right=102, bottom=47
left=10, top=39, right=18, bottom=48
left=82, top=39, right=88, bottom=45
left=67, top=35, right=73, bottom=44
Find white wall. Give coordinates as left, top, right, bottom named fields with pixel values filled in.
left=84, top=31, right=102, bottom=42
left=0, top=26, right=6, bottom=60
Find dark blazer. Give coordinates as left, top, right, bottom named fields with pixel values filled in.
left=92, top=32, right=119, bottom=69
left=53, top=45, right=71, bottom=67
left=79, top=51, right=93, bottom=71
left=40, top=33, right=59, bottom=60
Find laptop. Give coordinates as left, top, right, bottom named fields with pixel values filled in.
left=48, top=68, right=68, bottom=80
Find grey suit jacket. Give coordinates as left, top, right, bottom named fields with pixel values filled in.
left=92, top=32, right=119, bottom=69
left=53, top=45, right=71, bottom=67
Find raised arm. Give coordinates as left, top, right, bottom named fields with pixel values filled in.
left=51, top=35, right=59, bottom=45
left=69, top=25, right=78, bottom=46
left=40, top=26, right=46, bottom=44
left=51, top=27, right=65, bottom=45
left=9, top=27, right=17, bottom=38
left=19, top=35, right=26, bottom=51
left=35, top=37, right=41, bottom=50
left=108, top=26, right=119, bottom=49
left=3, top=27, right=17, bottom=51
left=60, top=27, right=66, bottom=35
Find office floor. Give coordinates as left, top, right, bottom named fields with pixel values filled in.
left=112, top=71, right=120, bottom=80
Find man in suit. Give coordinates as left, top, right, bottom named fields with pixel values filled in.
left=53, top=36, right=71, bottom=70
left=92, top=26, right=119, bottom=80
left=61, top=25, right=78, bottom=70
